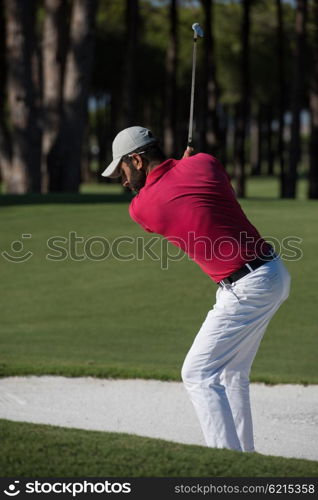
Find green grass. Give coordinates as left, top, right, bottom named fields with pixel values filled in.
left=80, top=176, right=309, bottom=199
left=1, top=419, right=317, bottom=477
left=246, top=176, right=308, bottom=200
left=0, top=179, right=317, bottom=384
left=81, top=182, right=123, bottom=194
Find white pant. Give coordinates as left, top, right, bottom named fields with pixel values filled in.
left=181, top=257, right=291, bottom=452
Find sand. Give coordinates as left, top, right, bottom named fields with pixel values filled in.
left=1, top=376, right=317, bottom=461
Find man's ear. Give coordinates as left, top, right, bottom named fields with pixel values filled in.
left=130, top=153, right=144, bottom=171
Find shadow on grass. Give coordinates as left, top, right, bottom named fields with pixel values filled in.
left=244, top=197, right=290, bottom=202
left=2, top=193, right=311, bottom=206
left=0, top=193, right=133, bottom=206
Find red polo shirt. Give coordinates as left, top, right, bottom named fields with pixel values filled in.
left=129, top=153, right=271, bottom=282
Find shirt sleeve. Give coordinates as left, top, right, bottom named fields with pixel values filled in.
left=129, top=198, right=154, bottom=233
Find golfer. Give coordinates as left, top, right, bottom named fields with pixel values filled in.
left=102, top=126, right=291, bottom=453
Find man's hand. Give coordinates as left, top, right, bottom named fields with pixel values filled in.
left=183, top=146, right=194, bottom=158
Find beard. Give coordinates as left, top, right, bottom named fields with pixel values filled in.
left=129, top=167, right=147, bottom=193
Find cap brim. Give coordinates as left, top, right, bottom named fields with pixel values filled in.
left=101, top=157, right=121, bottom=178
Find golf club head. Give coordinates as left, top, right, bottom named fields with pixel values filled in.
left=192, top=23, right=204, bottom=39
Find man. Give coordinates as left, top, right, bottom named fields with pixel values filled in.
left=102, top=126, right=291, bottom=453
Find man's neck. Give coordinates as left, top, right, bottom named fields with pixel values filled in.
left=146, top=158, right=167, bottom=175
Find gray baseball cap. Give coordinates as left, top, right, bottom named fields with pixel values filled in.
left=101, top=126, right=157, bottom=178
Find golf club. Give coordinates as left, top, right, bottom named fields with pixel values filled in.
left=187, top=23, right=204, bottom=150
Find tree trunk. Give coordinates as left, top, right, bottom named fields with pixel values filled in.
left=163, top=0, right=178, bottom=156
left=201, top=0, right=221, bottom=156
left=219, top=104, right=229, bottom=167
left=0, top=0, right=12, bottom=188
left=120, top=0, right=139, bottom=129
left=250, top=104, right=262, bottom=175
left=276, top=0, right=287, bottom=197
left=95, top=95, right=107, bottom=180
left=234, top=0, right=251, bottom=198
left=266, top=105, right=274, bottom=175
left=49, top=0, right=98, bottom=192
left=81, top=122, right=92, bottom=184
left=285, top=0, right=307, bottom=198
left=4, top=0, right=41, bottom=193
left=308, top=0, right=318, bottom=198
left=42, top=0, right=68, bottom=192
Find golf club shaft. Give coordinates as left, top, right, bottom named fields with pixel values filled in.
left=187, top=38, right=197, bottom=148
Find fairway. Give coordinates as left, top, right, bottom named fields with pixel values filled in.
left=1, top=419, right=318, bottom=477
left=0, top=197, right=317, bottom=384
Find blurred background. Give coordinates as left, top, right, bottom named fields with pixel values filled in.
left=0, top=0, right=317, bottom=199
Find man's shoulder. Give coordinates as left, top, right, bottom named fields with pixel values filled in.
left=180, top=152, right=219, bottom=164
left=129, top=194, right=139, bottom=216
left=129, top=191, right=147, bottom=219
left=129, top=193, right=143, bottom=222
left=194, top=152, right=219, bottom=162
left=129, top=193, right=154, bottom=233
left=179, top=152, right=224, bottom=173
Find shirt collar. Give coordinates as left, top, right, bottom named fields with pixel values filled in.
left=145, top=158, right=177, bottom=186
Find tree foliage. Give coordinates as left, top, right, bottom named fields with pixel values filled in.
left=0, top=0, right=317, bottom=197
